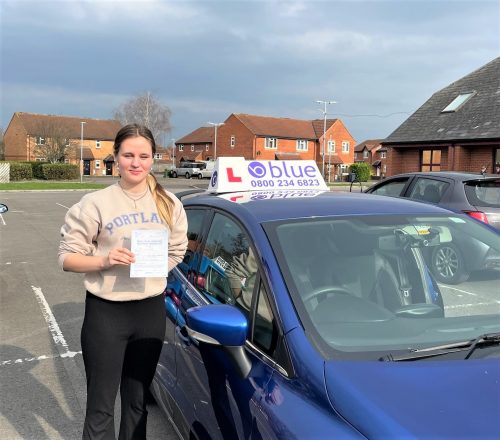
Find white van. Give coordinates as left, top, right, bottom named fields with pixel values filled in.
left=193, top=161, right=215, bottom=179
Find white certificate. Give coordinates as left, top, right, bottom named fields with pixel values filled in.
left=130, top=229, right=169, bottom=278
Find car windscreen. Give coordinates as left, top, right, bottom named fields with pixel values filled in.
left=266, top=214, right=500, bottom=359
left=464, top=179, right=500, bottom=208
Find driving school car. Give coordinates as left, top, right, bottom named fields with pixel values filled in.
left=151, top=158, right=500, bottom=440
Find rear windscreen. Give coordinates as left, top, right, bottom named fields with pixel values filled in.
left=464, top=180, right=500, bottom=207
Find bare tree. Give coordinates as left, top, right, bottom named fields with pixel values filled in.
left=113, top=92, right=172, bottom=143
left=33, top=120, right=72, bottom=163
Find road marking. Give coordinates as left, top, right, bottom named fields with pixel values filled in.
left=1, top=351, right=82, bottom=367
left=445, top=301, right=500, bottom=310
left=0, top=213, right=5, bottom=225
left=32, top=285, right=72, bottom=351
left=57, top=203, right=70, bottom=209
left=30, top=285, right=86, bottom=412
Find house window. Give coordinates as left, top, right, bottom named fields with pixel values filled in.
left=342, top=141, right=350, bottom=153
left=363, top=150, right=368, bottom=159
left=96, top=140, right=101, bottom=149
left=296, top=139, right=307, bottom=151
left=265, top=137, right=278, bottom=149
left=328, top=140, right=335, bottom=153
left=179, top=144, right=184, bottom=151
left=381, top=151, right=387, bottom=159
left=206, top=144, right=209, bottom=151
left=154, top=153, right=162, bottom=160
left=441, top=92, right=475, bottom=113
left=95, top=160, right=101, bottom=169
left=354, top=153, right=358, bottom=160
left=230, top=136, right=236, bottom=148
left=36, top=136, right=45, bottom=145
left=35, top=157, right=46, bottom=161
left=421, top=150, right=441, bottom=172
left=191, top=144, right=195, bottom=152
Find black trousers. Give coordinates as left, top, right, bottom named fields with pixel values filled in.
left=81, top=292, right=166, bottom=440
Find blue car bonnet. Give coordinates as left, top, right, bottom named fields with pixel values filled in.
left=325, top=360, right=500, bottom=439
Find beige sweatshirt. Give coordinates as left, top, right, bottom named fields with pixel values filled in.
left=58, top=183, right=188, bottom=301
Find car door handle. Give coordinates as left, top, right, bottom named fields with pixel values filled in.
left=176, top=325, right=199, bottom=347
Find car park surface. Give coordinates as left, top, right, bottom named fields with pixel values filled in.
left=151, top=158, right=500, bottom=440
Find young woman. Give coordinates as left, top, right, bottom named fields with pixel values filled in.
left=59, top=124, right=188, bottom=440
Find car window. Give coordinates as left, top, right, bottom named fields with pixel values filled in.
left=178, top=209, right=207, bottom=279
left=465, top=180, right=500, bottom=207
left=408, top=178, right=449, bottom=203
left=201, top=213, right=279, bottom=356
left=370, top=177, right=409, bottom=197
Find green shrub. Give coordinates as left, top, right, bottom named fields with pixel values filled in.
left=3, top=161, right=33, bottom=181
left=349, top=162, right=371, bottom=182
left=19, top=161, right=50, bottom=179
left=41, top=163, right=79, bottom=180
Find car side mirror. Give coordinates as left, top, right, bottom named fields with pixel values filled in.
left=186, top=304, right=252, bottom=378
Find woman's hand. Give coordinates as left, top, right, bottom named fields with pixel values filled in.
left=104, top=247, right=135, bottom=269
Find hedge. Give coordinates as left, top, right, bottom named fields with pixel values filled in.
left=0, top=161, right=80, bottom=180
left=3, top=161, right=33, bottom=181
left=349, top=162, right=371, bottom=182
left=41, top=163, right=79, bottom=180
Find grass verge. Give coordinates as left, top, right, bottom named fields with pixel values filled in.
left=0, top=181, right=108, bottom=191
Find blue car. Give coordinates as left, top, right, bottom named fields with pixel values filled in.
left=151, top=158, right=500, bottom=439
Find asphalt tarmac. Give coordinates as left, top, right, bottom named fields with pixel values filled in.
left=0, top=178, right=206, bottom=440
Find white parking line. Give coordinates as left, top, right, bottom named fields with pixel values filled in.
left=1, top=286, right=82, bottom=366
left=56, top=203, right=70, bottom=210
left=0, top=213, right=5, bottom=225
left=31, top=286, right=76, bottom=354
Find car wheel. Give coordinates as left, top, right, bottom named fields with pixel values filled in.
left=171, top=171, right=177, bottom=178
left=431, top=243, right=469, bottom=284
left=185, top=172, right=191, bottom=179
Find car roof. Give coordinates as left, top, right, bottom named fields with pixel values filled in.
left=180, top=190, right=453, bottom=223
left=388, top=171, right=498, bottom=182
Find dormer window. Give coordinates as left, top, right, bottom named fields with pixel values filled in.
left=441, top=92, right=475, bottom=113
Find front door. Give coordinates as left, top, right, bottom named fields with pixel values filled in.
left=83, top=160, right=91, bottom=176
left=105, top=161, right=113, bottom=175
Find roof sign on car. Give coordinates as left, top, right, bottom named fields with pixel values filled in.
left=208, top=157, right=328, bottom=193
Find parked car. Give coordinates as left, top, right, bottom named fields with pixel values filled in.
left=170, top=162, right=206, bottom=179
left=365, top=172, right=500, bottom=284
left=364, top=172, right=500, bottom=228
left=0, top=204, right=7, bottom=213
left=151, top=158, right=500, bottom=440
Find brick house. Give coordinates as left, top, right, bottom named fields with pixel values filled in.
left=4, top=112, right=122, bottom=176
left=382, top=57, right=500, bottom=176
left=175, top=113, right=356, bottom=180
left=354, top=139, right=387, bottom=178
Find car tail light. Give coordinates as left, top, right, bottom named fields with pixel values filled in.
left=464, top=210, right=489, bottom=224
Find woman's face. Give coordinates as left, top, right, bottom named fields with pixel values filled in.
left=116, top=136, right=153, bottom=188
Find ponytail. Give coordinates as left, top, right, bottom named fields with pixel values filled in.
left=147, top=173, right=175, bottom=230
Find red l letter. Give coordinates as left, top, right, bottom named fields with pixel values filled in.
left=227, top=168, right=242, bottom=182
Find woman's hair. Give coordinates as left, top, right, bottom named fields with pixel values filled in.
left=113, top=124, right=175, bottom=229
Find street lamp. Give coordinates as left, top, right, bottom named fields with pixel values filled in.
left=207, top=122, right=224, bottom=160
left=80, top=121, right=86, bottom=183
left=315, top=99, right=336, bottom=178
left=171, top=138, right=176, bottom=169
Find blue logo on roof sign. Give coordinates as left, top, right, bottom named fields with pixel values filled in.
left=247, top=161, right=319, bottom=179
left=210, top=170, right=218, bottom=187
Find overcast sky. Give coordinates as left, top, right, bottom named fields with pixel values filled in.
left=1, top=0, right=499, bottom=145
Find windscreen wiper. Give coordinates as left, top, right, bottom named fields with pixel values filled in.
left=379, top=332, right=500, bottom=362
